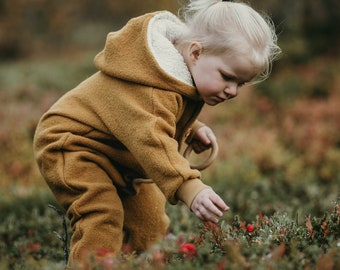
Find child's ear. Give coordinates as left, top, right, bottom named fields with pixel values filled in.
left=188, top=42, right=203, bottom=63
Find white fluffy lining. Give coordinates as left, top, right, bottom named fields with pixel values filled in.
left=147, top=12, right=193, bottom=86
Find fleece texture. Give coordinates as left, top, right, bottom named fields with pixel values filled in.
left=33, top=11, right=211, bottom=263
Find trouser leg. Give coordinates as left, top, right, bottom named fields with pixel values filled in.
left=68, top=185, right=124, bottom=265
left=122, top=181, right=170, bottom=252
left=39, top=150, right=125, bottom=266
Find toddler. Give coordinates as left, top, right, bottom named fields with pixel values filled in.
left=33, top=0, right=280, bottom=266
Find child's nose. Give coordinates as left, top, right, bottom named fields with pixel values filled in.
left=224, top=83, right=238, bottom=98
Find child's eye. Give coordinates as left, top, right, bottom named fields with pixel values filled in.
left=221, top=73, right=233, bottom=81
left=221, top=72, right=246, bottom=87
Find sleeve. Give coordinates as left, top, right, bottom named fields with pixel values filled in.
left=96, top=85, right=209, bottom=205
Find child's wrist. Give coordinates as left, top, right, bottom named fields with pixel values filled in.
left=176, top=180, right=212, bottom=208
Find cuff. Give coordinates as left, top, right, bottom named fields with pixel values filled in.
left=176, top=179, right=212, bottom=208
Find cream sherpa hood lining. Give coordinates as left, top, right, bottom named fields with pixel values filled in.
left=147, top=12, right=193, bottom=87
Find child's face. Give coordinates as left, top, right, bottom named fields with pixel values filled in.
left=186, top=43, right=259, bottom=106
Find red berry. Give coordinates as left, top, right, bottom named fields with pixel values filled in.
left=96, top=248, right=113, bottom=257
left=179, top=243, right=197, bottom=258
left=153, top=250, right=164, bottom=261
left=246, top=224, right=255, bottom=233
left=27, top=242, right=41, bottom=253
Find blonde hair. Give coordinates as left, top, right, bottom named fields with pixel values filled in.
left=177, top=0, right=281, bottom=83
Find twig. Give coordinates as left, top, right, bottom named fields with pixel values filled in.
left=48, top=204, right=70, bottom=265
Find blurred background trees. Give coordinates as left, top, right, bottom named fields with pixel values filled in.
left=0, top=0, right=179, bottom=59
left=0, top=0, right=339, bottom=60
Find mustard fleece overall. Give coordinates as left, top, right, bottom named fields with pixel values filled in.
left=34, top=11, right=210, bottom=266
left=34, top=116, right=170, bottom=264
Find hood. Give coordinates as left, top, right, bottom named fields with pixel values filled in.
left=94, top=11, right=199, bottom=100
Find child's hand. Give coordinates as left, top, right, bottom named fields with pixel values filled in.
left=191, top=188, right=229, bottom=223
left=191, top=126, right=216, bottom=154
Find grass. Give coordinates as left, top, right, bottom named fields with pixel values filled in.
left=1, top=191, right=339, bottom=269
left=0, top=52, right=339, bottom=269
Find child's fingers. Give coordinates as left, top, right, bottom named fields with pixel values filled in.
left=200, top=199, right=222, bottom=217
left=193, top=205, right=220, bottom=223
left=195, top=126, right=215, bottom=145
left=206, top=129, right=216, bottom=144
left=204, top=198, right=230, bottom=224
left=210, top=193, right=230, bottom=212
left=191, top=192, right=229, bottom=223
left=192, top=141, right=211, bottom=153
left=191, top=189, right=230, bottom=223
